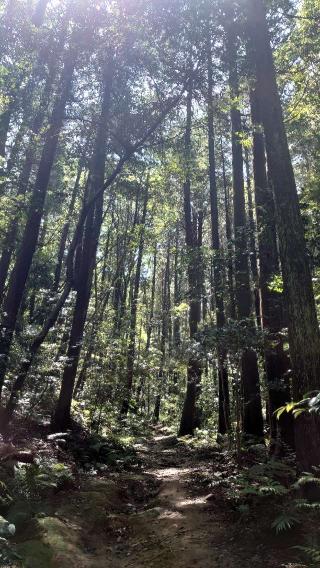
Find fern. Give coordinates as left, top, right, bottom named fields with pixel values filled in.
left=294, top=474, right=320, bottom=489
left=0, top=480, right=12, bottom=507
left=271, top=513, right=300, bottom=533
left=258, top=481, right=288, bottom=496
left=295, top=545, right=320, bottom=566
left=13, top=461, right=73, bottom=499
left=294, top=499, right=320, bottom=510
left=308, top=393, right=320, bottom=415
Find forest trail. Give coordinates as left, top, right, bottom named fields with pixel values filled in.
left=98, top=430, right=297, bottom=568
left=112, top=431, right=304, bottom=568
left=119, top=432, right=228, bottom=568
left=14, top=429, right=300, bottom=568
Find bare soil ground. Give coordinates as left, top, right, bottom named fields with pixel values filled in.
left=115, top=432, right=303, bottom=568
left=11, top=429, right=307, bottom=568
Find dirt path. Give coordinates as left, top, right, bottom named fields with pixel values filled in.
left=119, top=432, right=234, bottom=568
left=14, top=430, right=301, bottom=568
left=109, top=432, right=301, bottom=568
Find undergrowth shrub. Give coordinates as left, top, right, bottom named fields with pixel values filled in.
left=6, top=461, right=73, bottom=502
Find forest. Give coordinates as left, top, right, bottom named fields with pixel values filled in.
left=0, top=0, right=320, bottom=566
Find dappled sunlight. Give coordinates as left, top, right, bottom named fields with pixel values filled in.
left=158, top=509, right=184, bottom=520
left=175, top=495, right=208, bottom=508
left=151, top=466, right=193, bottom=479
left=153, top=435, right=170, bottom=442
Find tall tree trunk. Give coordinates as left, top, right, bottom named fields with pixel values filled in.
left=113, top=193, right=139, bottom=336
left=0, top=282, right=71, bottom=432
left=173, top=226, right=181, bottom=349
left=244, top=148, right=258, bottom=286
left=244, top=147, right=260, bottom=326
left=134, top=244, right=157, bottom=409
left=52, top=151, right=87, bottom=291
left=245, top=0, right=320, bottom=467
left=73, top=223, right=114, bottom=398
left=51, top=60, right=114, bottom=431
left=197, top=210, right=207, bottom=323
left=0, top=70, right=56, bottom=301
left=225, top=14, right=264, bottom=438
left=146, top=245, right=157, bottom=352
left=153, top=243, right=170, bottom=423
left=221, top=138, right=236, bottom=320
left=207, top=34, right=230, bottom=435
left=121, top=184, right=148, bottom=416
left=0, top=47, right=77, bottom=399
left=179, top=78, right=202, bottom=437
left=250, top=86, right=293, bottom=449
left=0, top=0, right=52, bottom=157
left=32, top=0, right=49, bottom=26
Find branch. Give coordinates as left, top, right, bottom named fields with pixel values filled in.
left=66, top=83, right=186, bottom=284
left=1, top=79, right=188, bottom=427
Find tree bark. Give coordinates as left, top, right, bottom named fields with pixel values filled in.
left=153, top=243, right=170, bottom=424
left=0, top=46, right=77, bottom=399
left=245, top=0, right=320, bottom=465
left=244, top=147, right=261, bottom=327
left=121, top=184, right=149, bottom=416
left=52, top=60, right=114, bottom=431
left=221, top=138, right=236, bottom=320
left=207, top=34, right=230, bottom=435
left=146, top=245, right=157, bottom=352
left=52, top=151, right=87, bottom=291
left=225, top=13, right=264, bottom=438
left=173, top=226, right=181, bottom=349
left=0, top=70, right=56, bottom=301
left=250, top=87, right=294, bottom=449
left=32, top=0, right=50, bottom=27
left=179, top=78, right=202, bottom=437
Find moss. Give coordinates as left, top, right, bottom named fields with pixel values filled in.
left=7, top=502, right=34, bottom=531
left=15, top=516, right=86, bottom=568
left=11, top=477, right=137, bottom=567
left=15, top=539, right=53, bottom=568
left=57, top=479, right=123, bottom=526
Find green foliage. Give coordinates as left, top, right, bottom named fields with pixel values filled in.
left=295, top=545, right=320, bottom=567
left=0, top=0, right=319, bottom=564
left=0, top=479, right=12, bottom=508
left=267, top=274, right=284, bottom=294
left=203, top=319, right=266, bottom=362
left=294, top=498, right=320, bottom=510
left=293, top=471, right=320, bottom=490
left=271, top=512, right=300, bottom=533
left=275, top=391, right=320, bottom=420
left=240, top=479, right=288, bottom=497
left=0, top=542, right=21, bottom=568
left=232, top=459, right=293, bottom=500
left=178, top=428, right=220, bottom=449
left=214, top=453, right=320, bottom=548
left=67, top=428, right=140, bottom=471
left=13, top=462, right=73, bottom=500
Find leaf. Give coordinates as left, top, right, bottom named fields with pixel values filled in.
left=241, top=486, right=259, bottom=496
left=274, top=401, right=296, bottom=419
left=294, top=546, right=320, bottom=564
left=275, top=406, right=287, bottom=420
left=295, top=474, right=320, bottom=487
left=292, top=408, right=305, bottom=418
left=271, top=513, right=300, bottom=533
